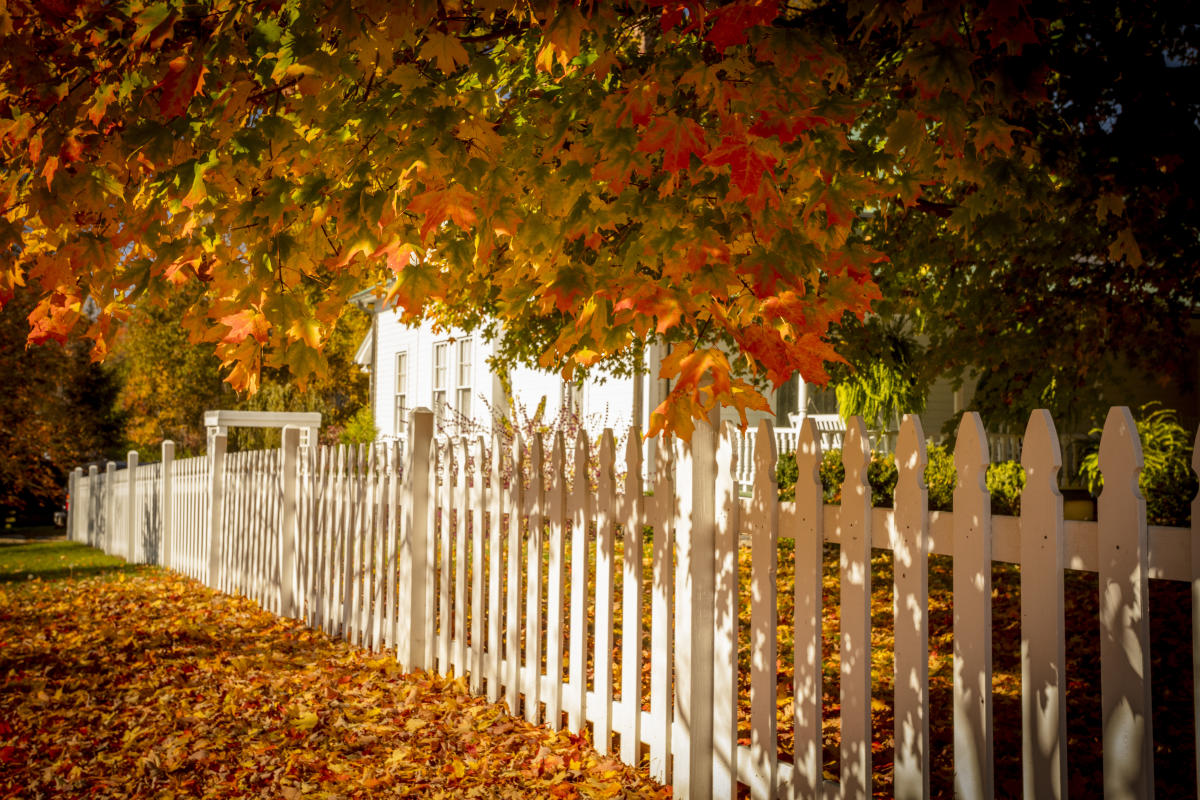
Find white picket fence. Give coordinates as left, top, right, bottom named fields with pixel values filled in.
left=67, top=406, right=1198, bottom=799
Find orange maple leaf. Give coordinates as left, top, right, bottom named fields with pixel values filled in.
left=406, top=185, right=479, bottom=243
left=635, top=114, right=709, bottom=172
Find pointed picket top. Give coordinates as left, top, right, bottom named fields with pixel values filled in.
left=954, top=412, right=990, bottom=489
left=1098, top=405, right=1144, bottom=496
left=754, top=418, right=777, bottom=476
left=551, top=430, right=566, bottom=489
left=896, top=414, right=928, bottom=485
left=573, top=429, right=590, bottom=495
left=1022, top=409, right=1063, bottom=479
left=512, top=429, right=526, bottom=485
left=653, top=429, right=673, bottom=495
left=491, top=432, right=505, bottom=490
left=530, top=431, right=545, bottom=488
left=598, top=428, right=616, bottom=490
left=625, top=428, right=643, bottom=495
left=843, top=415, right=871, bottom=495
left=475, top=436, right=488, bottom=487
left=796, top=417, right=823, bottom=487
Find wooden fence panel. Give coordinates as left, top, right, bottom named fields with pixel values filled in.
left=621, top=432, right=646, bottom=765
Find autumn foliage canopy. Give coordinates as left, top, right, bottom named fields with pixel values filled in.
left=0, top=0, right=1050, bottom=437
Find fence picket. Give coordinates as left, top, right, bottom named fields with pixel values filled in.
left=525, top=434, right=546, bottom=724
left=1097, top=406, right=1154, bottom=798
left=469, top=437, right=487, bottom=691
left=505, top=434, right=525, bottom=715
left=893, top=415, right=930, bottom=800
left=747, top=420, right=778, bottom=800
left=455, top=438, right=469, bottom=673
left=545, top=433, right=567, bottom=727
left=567, top=433, right=591, bottom=732
left=594, top=430, right=617, bottom=753
left=486, top=434, right=505, bottom=701
left=953, top=413, right=994, bottom=800
left=1019, top=410, right=1067, bottom=800
left=1194, top=427, right=1200, bottom=798
left=648, top=440, right=674, bottom=784
left=792, top=419, right=823, bottom=800
left=438, top=442, right=453, bottom=670
left=712, top=422, right=739, bottom=799
left=840, top=417, right=872, bottom=800
left=621, top=431, right=646, bottom=765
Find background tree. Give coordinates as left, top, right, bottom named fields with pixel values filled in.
left=113, top=294, right=370, bottom=455
left=834, top=0, right=1200, bottom=433
left=0, top=287, right=124, bottom=524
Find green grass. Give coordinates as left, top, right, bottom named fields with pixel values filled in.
left=0, top=540, right=143, bottom=584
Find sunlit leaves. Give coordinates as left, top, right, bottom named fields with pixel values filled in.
left=0, top=0, right=1063, bottom=437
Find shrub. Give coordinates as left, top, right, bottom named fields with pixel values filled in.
left=338, top=407, right=377, bottom=445
left=1079, top=403, right=1197, bottom=527
left=986, top=461, right=1025, bottom=516
left=776, top=444, right=1030, bottom=517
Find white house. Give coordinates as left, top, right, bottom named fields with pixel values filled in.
left=351, top=291, right=845, bottom=444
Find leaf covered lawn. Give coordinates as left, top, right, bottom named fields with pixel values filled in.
left=0, top=567, right=669, bottom=800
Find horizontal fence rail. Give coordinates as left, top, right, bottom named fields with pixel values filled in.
left=68, top=407, right=1199, bottom=800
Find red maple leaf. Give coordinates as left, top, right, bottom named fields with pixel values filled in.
left=634, top=114, right=709, bottom=172
left=705, top=0, right=779, bottom=54
left=159, top=54, right=205, bottom=119
left=704, top=135, right=778, bottom=198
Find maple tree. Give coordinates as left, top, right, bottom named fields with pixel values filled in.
left=1, top=0, right=1064, bottom=437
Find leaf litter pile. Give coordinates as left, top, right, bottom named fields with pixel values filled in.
left=0, top=568, right=669, bottom=799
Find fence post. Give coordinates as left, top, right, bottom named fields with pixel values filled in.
left=68, top=468, right=81, bottom=542
left=105, top=461, right=116, bottom=556
left=87, top=465, right=98, bottom=547
left=280, top=426, right=300, bottom=618
left=161, top=441, right=174, bottom=570
left=399, top=408, right=434, bottom=671
left=207, top=433, right=227, bottom=588
left=673, top=413, right=717, bottom=799
left=126, top=451, right=139, bottom=563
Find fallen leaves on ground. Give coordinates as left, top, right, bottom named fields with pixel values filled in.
left=0, top=568, right=670, bottom=800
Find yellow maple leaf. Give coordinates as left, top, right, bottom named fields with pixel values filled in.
left=419, top=31, right=469, bottom=74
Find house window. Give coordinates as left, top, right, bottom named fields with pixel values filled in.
left=394, top=352, right=408, bottom=434
left=456, top=339, right=473, bottom=421
left=433, top=342, right=448, bottom=421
